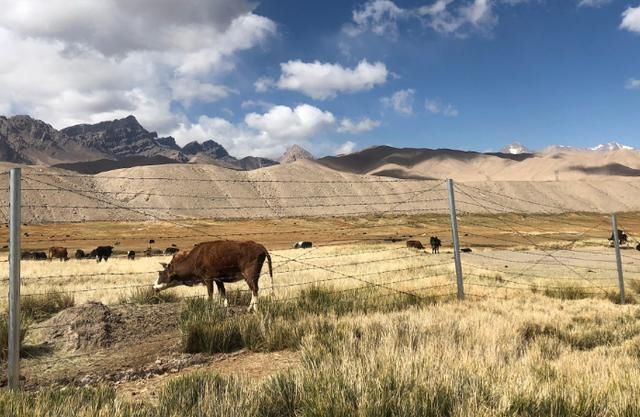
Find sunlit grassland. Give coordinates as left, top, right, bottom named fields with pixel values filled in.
left=3, top=296, right=640, bottom=416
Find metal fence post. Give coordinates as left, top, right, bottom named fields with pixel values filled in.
left=8, top=168, right=21, bottom=389
left=611, top=214, right=625, bottom=304
left=447, top=179, right=464, bottom=300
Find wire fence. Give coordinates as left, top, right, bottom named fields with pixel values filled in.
left=0, top=167, right=638, bottom=388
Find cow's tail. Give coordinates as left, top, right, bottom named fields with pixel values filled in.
left=266, top=251, right=274, bottom=294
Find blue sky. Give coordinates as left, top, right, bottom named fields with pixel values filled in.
left=0, top=0, right=639, bottom=157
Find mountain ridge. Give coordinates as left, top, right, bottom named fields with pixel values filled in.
left=0, top=114, right=278, bottom=172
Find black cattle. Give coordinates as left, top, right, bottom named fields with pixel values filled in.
left=608, top=230, right=628, bottom=245
left=145, top=247, right=163, bottom=257
left=75, top=249, right=86, bottom=259
left=94, top=246, right=114, bottom=262
left=406, top=240, right=424, bottom=250
left=461, top=248, right=473, bottom=253
left=33, top=251, right=48, bottom=260
left=430, top=236, right=442, bottom=254
left=636, top=243, right=640, bottom=252
left=127, top=250, right=136, bottom=260
left=21, top=251, right=34, bottom=260
left=149, top=239, right=155, bottom=244
left=165, top=247, right=180, bottom=255
left=293, top=241, right=313, bottom=249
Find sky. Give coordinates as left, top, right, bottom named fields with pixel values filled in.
left=0, top=0, right=639, bottom=158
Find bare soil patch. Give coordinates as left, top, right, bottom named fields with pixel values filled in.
left=116, top=350, right=301, bottom=404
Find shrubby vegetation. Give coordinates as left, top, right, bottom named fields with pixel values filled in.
left=3, top=295, right=640, bottom=416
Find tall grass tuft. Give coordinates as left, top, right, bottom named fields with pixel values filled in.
left=21, top=292, right=75, bottom=320
left=117, top=287, right=179, bottom=305
left=179, top=285, right=432, bottom=354
left=0, top=313, right=29, bottom=362
left=542, top=285, right=589, bottom=300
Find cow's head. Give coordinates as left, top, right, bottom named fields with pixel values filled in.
left=153, top=262, right=198, bottom=291
left=153, top=262, right=176, bottom=291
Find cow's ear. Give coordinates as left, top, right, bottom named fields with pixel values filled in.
left=160, top=262, right=168, bottom=269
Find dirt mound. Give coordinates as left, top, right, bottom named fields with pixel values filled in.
left=39, top=302, right=182, bottom=354
left=42, top=302, right=121, bottom=352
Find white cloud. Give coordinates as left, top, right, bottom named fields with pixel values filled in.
left=274, top=60, right=388, bottom=100
left=344, top=0, right=408, bottom=39
left=241, top=99, right=275, bottom=110
left=419, top=0, right=498, bottom=35
left=626, top=78, right=640, bottom=90
left=337, top=117, right=381, bottom=134
left=254, top=77, right=275, bottom=92
left=578, top=0, right=614, bottom=7
left=170, top=78, right=233, bottom=107
left=425, top=98, right=459, bottom=117
left=0, top=1, right=276, bottom=132
left=381, top=89, right=415, bottom=115
left=171, top=104, right=337, bottom=158
left=621, top=6, right=640, bottom=33
left=336, top=141, right=357, bottom=155
left=0, top=0, right=258, bottom=56
left=245, top=104, right=336, bottom=141
left=344, top=0, right=527, bottom=38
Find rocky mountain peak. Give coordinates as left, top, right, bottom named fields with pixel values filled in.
left=279, top=144, right=314, bottom=164
left=182, top=139, right=229, bottom=159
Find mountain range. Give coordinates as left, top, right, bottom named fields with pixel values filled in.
left=1, top=114, right=638, bottom=181
left=0, top=114, right=280, bottom=173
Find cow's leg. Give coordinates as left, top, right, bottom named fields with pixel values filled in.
left=244, top=275, right=259, bottom=313
left=205, top=280, right=214, bottom=301
left=215, top=281, right=228, bottom=307
left=243, top=263, right=263, bottom=313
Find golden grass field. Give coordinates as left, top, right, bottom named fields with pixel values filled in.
left=2, top=213, right=640, bottom=415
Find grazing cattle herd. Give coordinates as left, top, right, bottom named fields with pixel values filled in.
left=14, top=230, right=639, bottom=314
left=22, top=244, right=181, bottom=262
left=17, top=228, right=639, bottom=266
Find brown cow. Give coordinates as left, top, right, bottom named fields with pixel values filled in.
left=406, top=240, right=425, bottom=250
left=171, top=249, right=191, bottom=263
left=48, top=246, right=69, bottom=261
left=153, top=240, right=273, bottom=312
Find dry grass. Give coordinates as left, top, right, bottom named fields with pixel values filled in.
left=3, top=236, right=640, bottom=415
left=21, top=292, right=75, bottom=320
left=3, top=296, right=640, bottom=416
left=117, top=287, right=179, bottom=305
left=0, top=244, right=456, bottom=307
left=0, top=313, right=29, bottom=362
